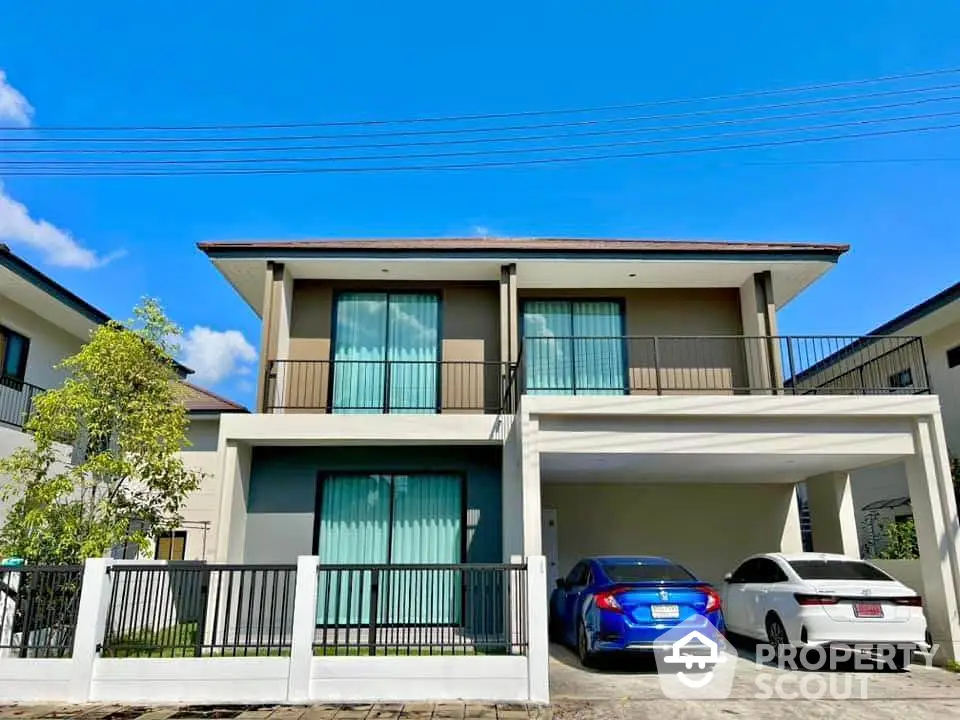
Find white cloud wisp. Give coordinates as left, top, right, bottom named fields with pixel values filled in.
left=180, top=326, right=257, bottom=385
left=0, top=70, right=33, bottom=126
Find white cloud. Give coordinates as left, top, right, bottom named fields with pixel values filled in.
left=471, top=225, right=491, bottom=237
left=0, top=182, right=122, bottom=268
left=0, top=70, right=33, bottom=126
left=180, top=326, right=257, bottom=385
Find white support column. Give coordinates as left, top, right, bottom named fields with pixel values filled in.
left=906, top=416, right=960, bottom=662
left=779, top=485, right=804, bottom=554
left=273, top=265, right=295, bottom=413
left=520, top=411, right=542, bottom=556
left=288, top=555, right=318, bottom=703
left=806, top=471, right=860, bottom=557
left=502, top=421, right=524, bottom=561
left=69, top=558, right=113, bottom=703
left=214, top=440, right=251, bottom=562
left=525, top=555, right=550, bottom=704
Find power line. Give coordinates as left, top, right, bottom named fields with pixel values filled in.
left=5, top=81, right=960, bottom=145
left=2, top=66, right=958, bottom=133
left=2, top=118, right=958, bottom=176
left=4, top=89, right=960, bottom=155
left=5, top=108, right=960, bottom=168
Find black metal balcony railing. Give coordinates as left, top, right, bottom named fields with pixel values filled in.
left=519, top=335, right=929, bottom=396
left=264, top=359, right=518, bottom=414
left=0, top=379, right=44, bottom=430
left=262, top=335, right=928, bottom=412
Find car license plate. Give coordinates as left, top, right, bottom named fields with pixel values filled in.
left=651, top=604, right=680, bottom=620
left=854, top=602, right=884, bottom=618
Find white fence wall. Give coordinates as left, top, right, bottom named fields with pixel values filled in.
left=0, top=555, right=548, bottom=705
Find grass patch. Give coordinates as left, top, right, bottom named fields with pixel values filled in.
left=311, top=645, right=513, bottom=657
left=946, top=660, right=960, bottom=673
left=102, top=622, right=290, bottom=658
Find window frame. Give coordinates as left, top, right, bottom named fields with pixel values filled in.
left=519, top=297, right=630, bottom=395
left=312, top=470, right=468, bottom=564
left=328, top=290, right=443, bottom=413
left=947, top=345, right=960, bottom=370
left=154, top=530, right=188, bottom=561
left=888, top=368, right=914, bottom=389
left=0, top=325, right=30, bottom=386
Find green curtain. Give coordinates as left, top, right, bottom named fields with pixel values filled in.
left=389, top=475, right=462, bottom=624
left=387, top=295, right=439, bottom=413
left=331, top=293, right=388, bottom=413
left=522, top=301, right=574, bottom=395
left=523, top=300, right=625, bottom=395
left=316, top=475, right=391, bottom=625
left=316, top=474, right=462, bottom=627
left=331, top=293, right=439, bottom=413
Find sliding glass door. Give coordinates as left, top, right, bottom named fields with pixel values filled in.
left=522, top=300, right=627, bottom=395
left=331, top=292, right=440, bottom=413
left=315, top=473, right=463, bottom=625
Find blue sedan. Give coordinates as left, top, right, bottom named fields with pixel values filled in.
left=549, top=556, right=725, bottom=666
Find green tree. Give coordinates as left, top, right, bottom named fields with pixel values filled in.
left=0, top=299, right=202, bottom=564
left=878, top=518, right=919, bottom=560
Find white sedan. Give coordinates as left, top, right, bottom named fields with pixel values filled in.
left=720, top=552, right=927, bottom=669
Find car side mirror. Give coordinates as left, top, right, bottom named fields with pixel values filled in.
left=723, top=573, right=733, bottom=583
left=555, top=579, right=567, bottom=590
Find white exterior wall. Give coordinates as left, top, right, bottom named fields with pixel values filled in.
left=0, top=295, right=85, bottom=391
left=541, top=482, right=798, bottom=586
left=174, top=416, right=224, bottom=561
left=850, top=317, right=960, bottom=552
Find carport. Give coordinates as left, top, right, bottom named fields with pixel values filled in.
left=501, top=394, right=960, bottom=662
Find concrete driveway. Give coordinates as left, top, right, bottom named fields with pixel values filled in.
left=549, top=642, right=960, bottom=719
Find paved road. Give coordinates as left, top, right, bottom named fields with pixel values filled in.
left=549, top=642, right=960, bottom=719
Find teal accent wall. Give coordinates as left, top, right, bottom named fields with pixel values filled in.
left=244, top=445, right=502, bottom=563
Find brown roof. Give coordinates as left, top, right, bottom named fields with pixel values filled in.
left=179, top=382, right=248, bottom=414
left=198, top=237, right=848, bottom=256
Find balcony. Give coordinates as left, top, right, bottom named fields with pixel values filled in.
left=0, top=379, right=44, bottom=430
left=519, top=334, right=930, bottom=396
left=261, top=335, right=928, bottom=415
left=264, top=359, right=518, bottom=414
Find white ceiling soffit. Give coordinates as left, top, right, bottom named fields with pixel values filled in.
left=213, top=257, right=834, bottom=318
left=1, top=267, right=99, bottom=340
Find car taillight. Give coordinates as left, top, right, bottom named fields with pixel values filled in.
left=698, top=585, right=721, bottom=613
left=893, top=595, right=923, bottom=607
left=794, top=593, right=840, bottom=606
left=595, top=590, right=623, bottom=613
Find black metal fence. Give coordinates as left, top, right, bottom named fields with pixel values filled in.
left=0, top=565, right=84, bottom=658
left=520, top=335, right=930, bottom=396
left=313, top=563, right=528, bottom=656
left=101, top=563, right=297, bottom=657
left=0, top=379, right=44, bottom=429
left=264, top=359, right=515, bottom=414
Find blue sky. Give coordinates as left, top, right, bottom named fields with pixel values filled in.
left=1, top=1, right=958, bottom=405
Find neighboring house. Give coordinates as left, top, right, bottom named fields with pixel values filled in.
left=0, top=243, right=245, bottom=557
left=794, top=280, right=960, bottom=557
left=198, top=237, right=960, bottom=660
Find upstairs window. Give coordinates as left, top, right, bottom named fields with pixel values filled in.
left=0, top=326, right=29, bottom=385
left=888, top=369, right=913, bottom=388
left=948, top=345, right=960, bottom=369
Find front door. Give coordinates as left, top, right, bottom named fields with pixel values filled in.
left=541, top=509, right=560, bottom=592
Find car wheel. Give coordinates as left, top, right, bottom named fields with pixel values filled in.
left=765, top=614, right=790, bottom=658
left=577, top=620, right=595, bottom=668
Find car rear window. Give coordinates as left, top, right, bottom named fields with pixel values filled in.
left=788, top=560, right=892, bottom=581
left=601, top=563, right=695, bottom=582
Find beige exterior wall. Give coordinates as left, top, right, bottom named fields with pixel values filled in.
left=176, top=416, right=223, bottom=561
left=518, top=287, right=746, bottom=393
left=276, top=280, right=501, bottom=411
left=541, top=482, right=799, bottom=586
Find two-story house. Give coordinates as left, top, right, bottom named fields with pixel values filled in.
left=0, top=243, right=244, bottom=561
left=199, top=237, right=960, bottom=664
left=793, top=280, right=960, bottom=556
